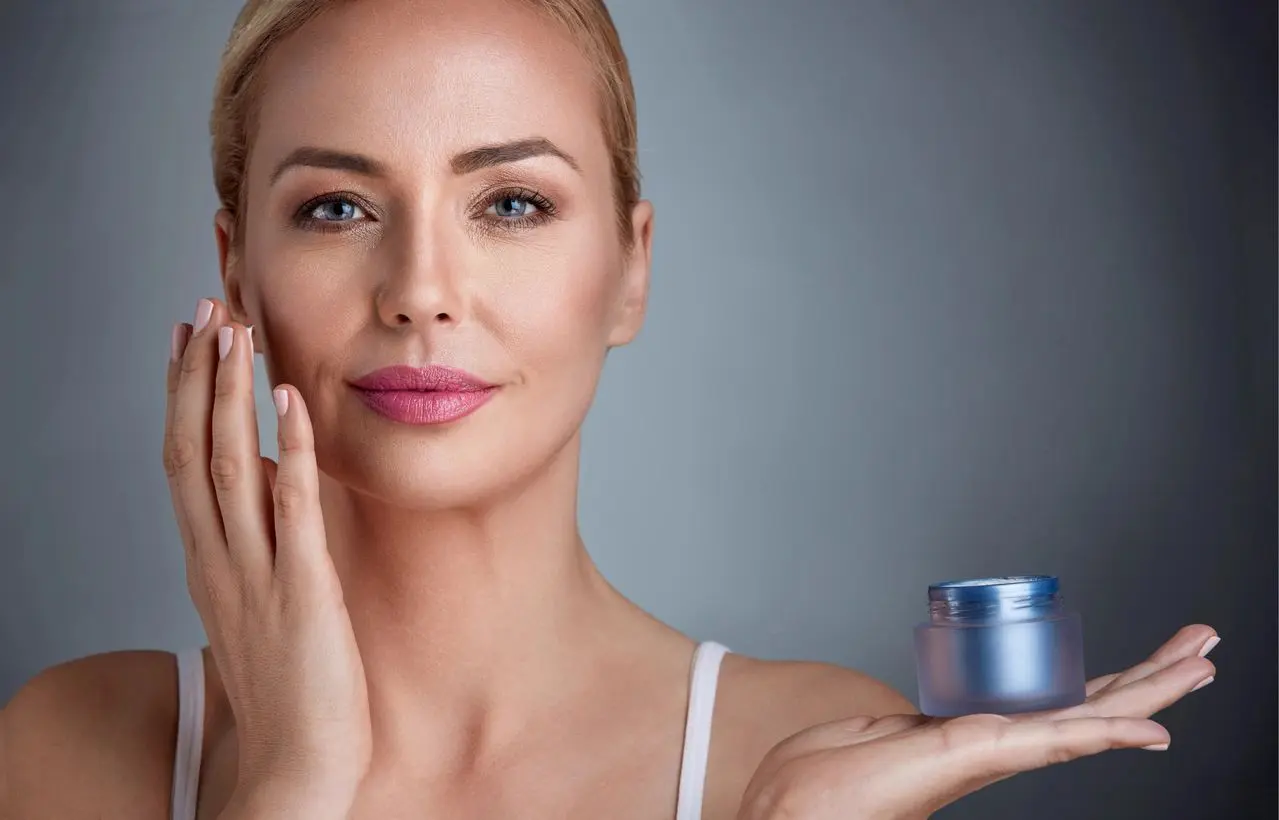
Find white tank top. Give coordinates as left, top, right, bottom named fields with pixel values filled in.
left=169, top=641, right=730, bottom=820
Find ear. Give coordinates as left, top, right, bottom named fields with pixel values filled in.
left=606, top=199, right=654, bottom=348
left=214, top=208, right=249, bottom=326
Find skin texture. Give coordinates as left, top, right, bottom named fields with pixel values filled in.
left=0, top=1, right=1216, bottom=818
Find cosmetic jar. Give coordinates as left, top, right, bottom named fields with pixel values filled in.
left=913, top=575, right=1086, bottom=717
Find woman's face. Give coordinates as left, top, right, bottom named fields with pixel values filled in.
left=217, top=0, right=652, bottom=509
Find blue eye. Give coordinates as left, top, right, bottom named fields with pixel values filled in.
left=489, top=195, right=539, bottom=219
left=478, top=188, right=557, bottom=231
left=309, top=198, right=364, bottom=222
left=293, top=194, right=373, bottom=233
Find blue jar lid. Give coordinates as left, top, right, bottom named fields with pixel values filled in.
left=928, top=575, right=1058, bottom=603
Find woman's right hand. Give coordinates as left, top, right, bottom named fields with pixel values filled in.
left=164, top=298, right=370, bottom=814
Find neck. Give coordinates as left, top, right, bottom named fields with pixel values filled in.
left=314, top=433, right=677, bottom=770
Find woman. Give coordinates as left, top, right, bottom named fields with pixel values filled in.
left=2, top=1, right=1217, bottom=818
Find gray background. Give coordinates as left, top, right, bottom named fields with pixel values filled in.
left=1, top=1, right=1274, bottom=817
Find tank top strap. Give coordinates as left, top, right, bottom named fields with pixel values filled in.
left=170, top=642, right=728, bottom=820
left=170, top=647, right=206, bottom=820
left=675, top=640, right=730, bottom=820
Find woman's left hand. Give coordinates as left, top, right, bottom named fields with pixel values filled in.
left=737, top=624, right=1218, bottom=820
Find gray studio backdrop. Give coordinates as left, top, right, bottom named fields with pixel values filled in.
left=1, top=1, right=1274, bottom=818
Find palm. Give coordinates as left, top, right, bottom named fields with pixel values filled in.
left=739, top=625, right=1218, bottom=820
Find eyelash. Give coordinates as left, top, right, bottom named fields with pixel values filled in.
left=291, top=188, right=558, bottom=234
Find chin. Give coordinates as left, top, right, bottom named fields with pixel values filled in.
left=346, top=465, right=518, bottom=512
left=316, top=412, right=583, bottom=513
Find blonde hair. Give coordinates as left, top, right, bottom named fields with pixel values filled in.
left=210, top=0, right=640, bottom=248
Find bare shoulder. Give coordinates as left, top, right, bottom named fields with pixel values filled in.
left=2, top=650, right=181, bottom=820
left=723, top=652, right=916, bottom=724
left=703, top=652, right=916, bottom=819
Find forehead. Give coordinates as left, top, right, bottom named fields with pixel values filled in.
left=248, top=0, right=607, bottom=182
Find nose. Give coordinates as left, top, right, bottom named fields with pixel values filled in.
left=373, top=226, right=465, bottom=329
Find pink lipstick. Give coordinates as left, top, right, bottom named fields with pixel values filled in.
left=349, top=364, right=497, bottom=425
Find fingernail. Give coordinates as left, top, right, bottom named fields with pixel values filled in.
left=1142, top=742, right=1170, bottom=751
left=218, top=326, right=234, bottom=360
left=1191, top=676, right=1214, bottom=692
left=194, top=299, right=214, bottom=333
left=1198, top=636, right=1220, bottom=658
left=273, top=387, right=289, bottom=417
left=170, top=323, right=188, bottom=362
left=247, top=325, right=255, bottom=351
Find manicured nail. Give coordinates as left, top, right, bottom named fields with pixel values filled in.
left=194, top=299, right=214, bottom=333
left=170, top=323, right=188, bottom=362
left=273, top=387, right=289, bottom=417
left=218, top=326, right=234, bottom=360
left=1198, top=636, right=1220, bottom=658
left=1142, top=742, right=1170, bottom=751
left=1191, top=676, right=1214, bottom=692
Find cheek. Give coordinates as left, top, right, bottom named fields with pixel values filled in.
left=480, top=232, right=620, bottom=373
left=244, top=242, right=366, bottom=386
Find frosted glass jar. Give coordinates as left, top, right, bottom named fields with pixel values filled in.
left=914, top=576, right=1086, bottom=717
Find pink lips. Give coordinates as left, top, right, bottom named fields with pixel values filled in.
left=349, top=364, right=498, bottom=425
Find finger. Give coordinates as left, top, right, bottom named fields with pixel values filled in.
left=1094, top=625, right=1219, bottom=696
left=260, top=455, right=278, bottom=498
left=1085, top=672, right=1121, bottom=697
left=210, top=322, right=273, bottom=581
left=269, top=385, right=335, bottom=594
left=812, top=714, right=1169, bottom=819
left=167, top=299, right=231, bottom=584
left=1069, top=655, right=1214, bottom=720
left=260, top=456, right=279, bottom=537
left=1146, top=624, right=1220, bottom=664
left=952, top=716, right=1171, bottom=800
left=976, top=715, right=1171, bottom=766
left=164, top=322, right=203, bottom=594
left=261, top=456, right=278, bottom=495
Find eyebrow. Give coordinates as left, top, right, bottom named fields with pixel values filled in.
left=269, top=137, right=581, bottom=186
left=450, top=137, right=581, bottom=175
